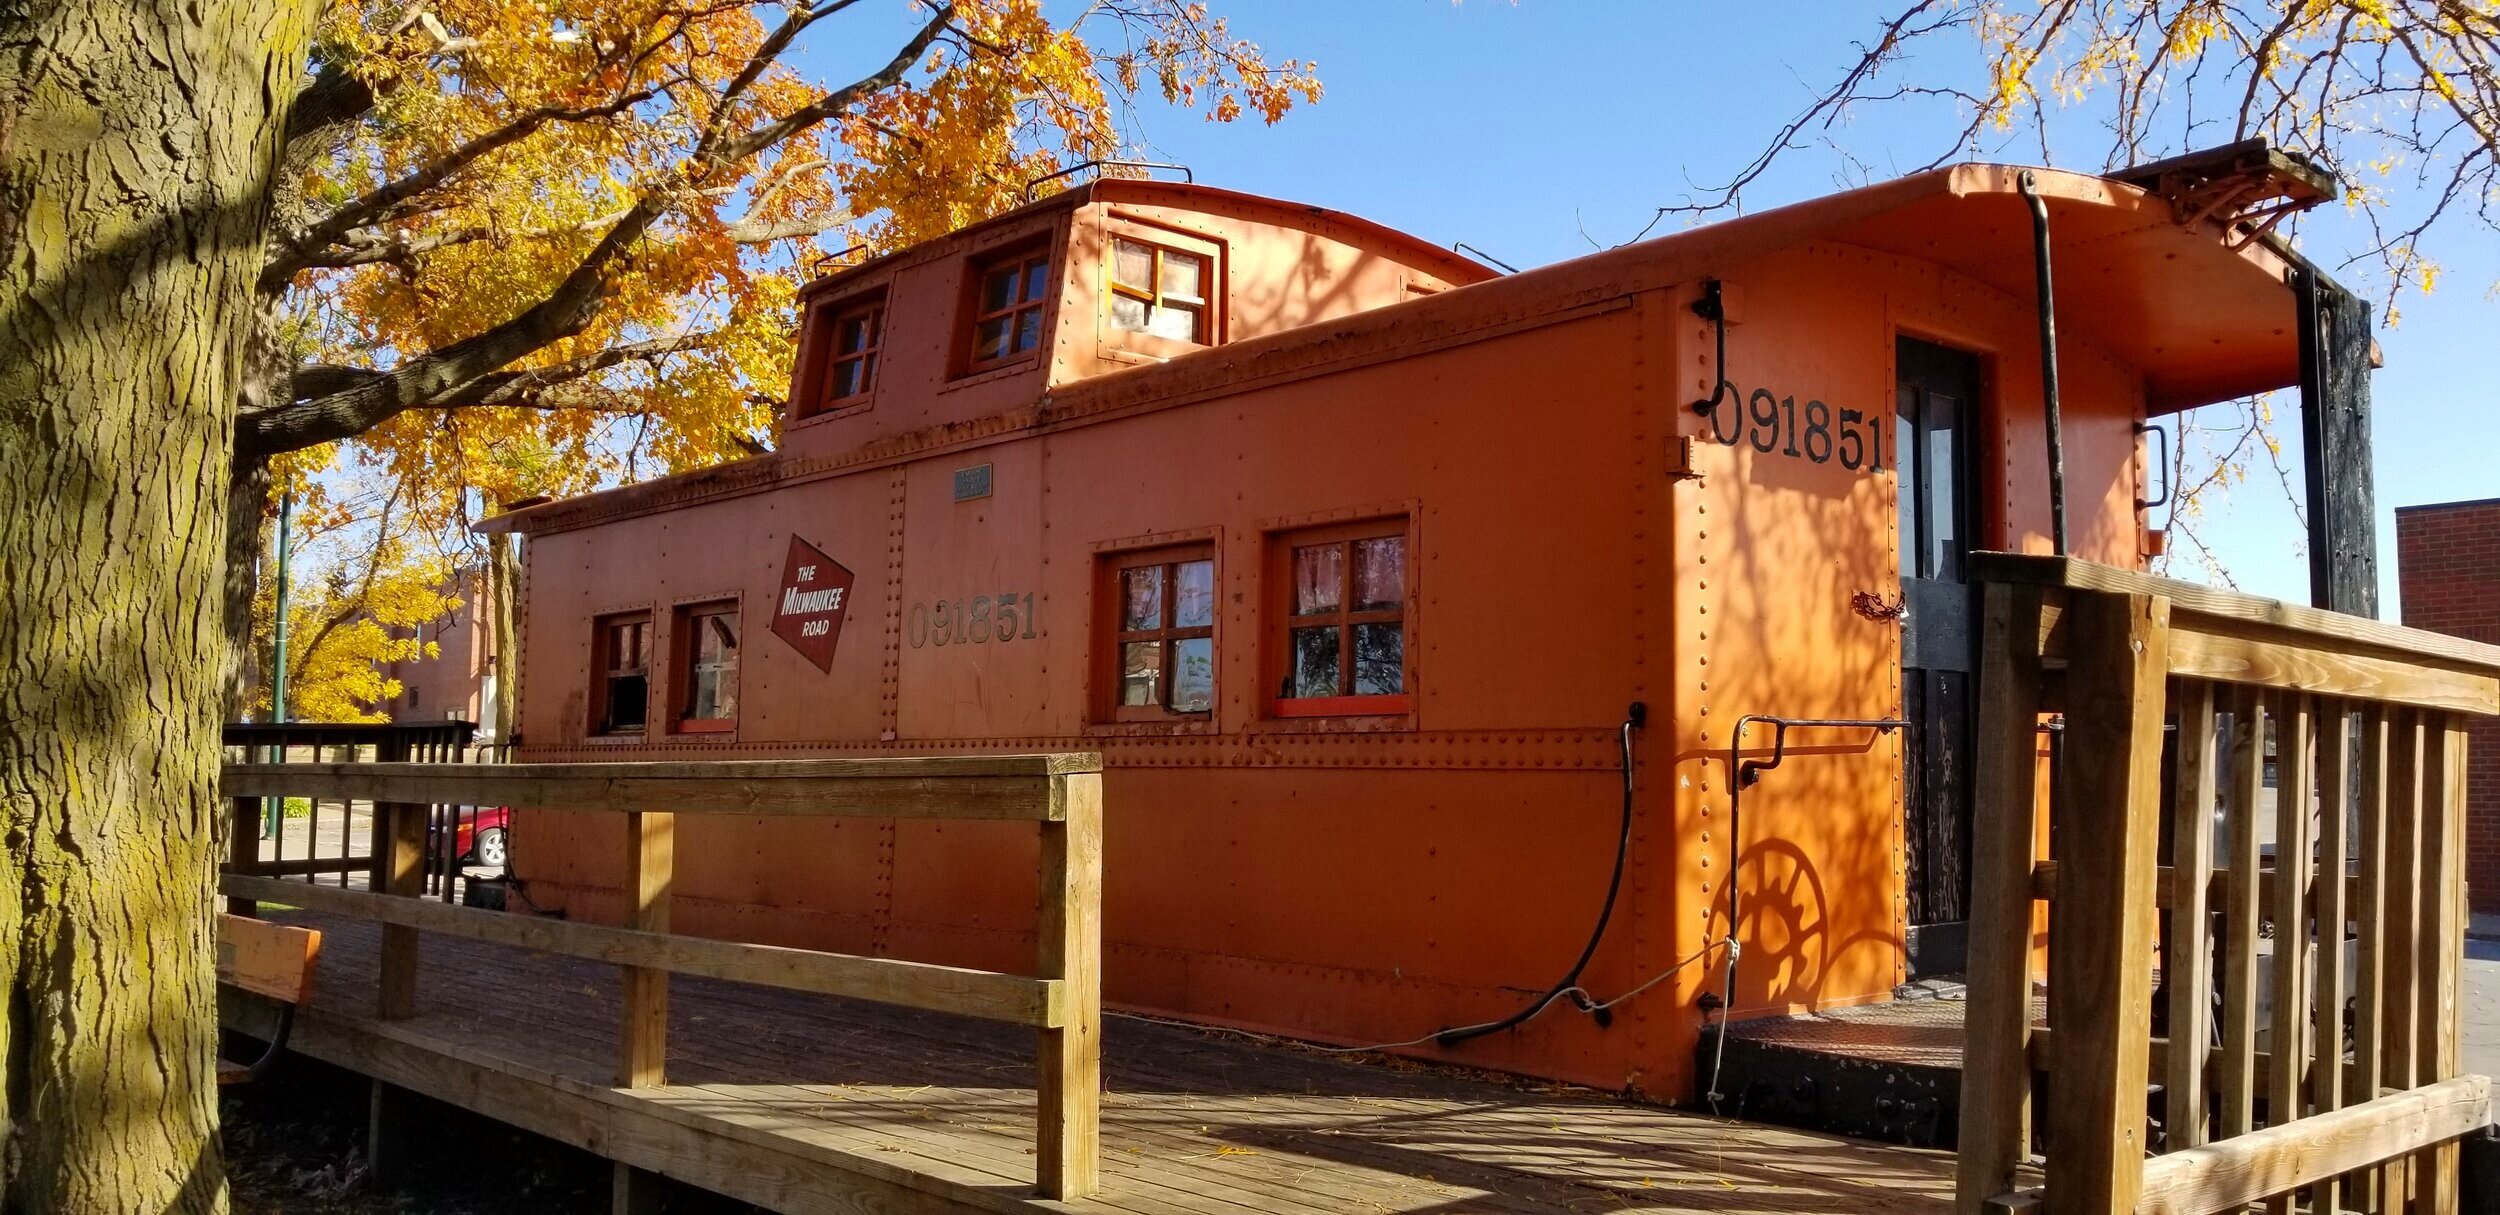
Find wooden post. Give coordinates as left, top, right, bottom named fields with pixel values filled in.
left=2355, top=706, right=2392, bottom=1213
left=367, top=1080, right=420, bottom=1186
left=1035, top=771, right=1102, bottom=1201
left=612, top=1164, right=667, bottom=1215
left=376, top=800, right=425, bottom=1020
left=2044, top=589, right=2169, bottom=1215
left=2384, top=712, right=2426, bottom=1210
left=1958, top=582, right=2045, bottom=1215
left=2265, top=695, right=2313, bottom=1215
left=2310, top=701, right=2352, bottom=1215
left=618, top=810, right=673, bottom=1089
left=2416, top=722, right=2467, bottom=1214
left=2166, top=681, right=2219, bottom=1152
left=2220, top=687, right=2269, bottom=1140
left=227, top=794, right=260, bottom=917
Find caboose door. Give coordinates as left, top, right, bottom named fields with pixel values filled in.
left=1895, top=337, right=1981, bottom=978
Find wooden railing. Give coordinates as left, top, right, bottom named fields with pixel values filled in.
left=222, top=721, right=502, bottom=903
left=1956, top=555, right=2500, bottom=1215
left=220, top=754, right=1106, bottom=1201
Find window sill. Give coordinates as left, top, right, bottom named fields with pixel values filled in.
left=1083, top=716, right=1220, bottom=739
left=1270, top=694, right=1413, bottom=719
left=788, top=396, right=874, bottom=429
left=943, top=355, right=1041, bottom=392
left=583, top=731, right=646, bottom=745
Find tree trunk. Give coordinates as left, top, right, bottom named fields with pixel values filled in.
left=224, top=457, right=272, bottom=720
left=487, top=532, right=522, bottom=746
left=0, top=1, right=316, bottom=1209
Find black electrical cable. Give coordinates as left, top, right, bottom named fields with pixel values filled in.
left=1433, top=701, right=1646, bottom=1048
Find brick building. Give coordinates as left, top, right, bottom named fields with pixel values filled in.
left=379, top=565, right=502, bottom=739
left=2396, top=497, right=2500, bottom=914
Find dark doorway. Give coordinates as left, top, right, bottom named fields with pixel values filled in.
left=1896, top=337, right=1982, bottom=978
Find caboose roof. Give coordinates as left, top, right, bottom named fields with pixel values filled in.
left=485, top=162, right=2305, bottom=536
left=797, top=177, right=1498, bottom=300
left=1570, top=161, right=2305, bottom=414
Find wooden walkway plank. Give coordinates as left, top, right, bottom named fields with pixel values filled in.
left=233, top=910, right=1966, bottom=1215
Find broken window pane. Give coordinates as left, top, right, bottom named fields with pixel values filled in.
left=1290, top=626, right=1339, bottom=699
left=1015, top=308, right=1043, bottom=353
left=1169, top=637, right=1214, bottom=712
left=1110, top=294, right=1150, bottom=333
left=1353, top=536, right=1403, bottom=611
left=605, top=673, right=647, bottom=732
left=1293, top=544, right=1341, bottom=616
left=1353, top=623, right=1403, bottom=695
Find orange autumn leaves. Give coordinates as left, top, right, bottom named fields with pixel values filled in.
left=268, top=0, right=1315, bottom=720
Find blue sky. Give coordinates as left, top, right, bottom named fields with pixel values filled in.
left=806, top=1, right=2498, bottom=615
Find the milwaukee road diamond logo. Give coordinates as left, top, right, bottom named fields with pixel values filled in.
left=770, top=535, right=855, bottom=673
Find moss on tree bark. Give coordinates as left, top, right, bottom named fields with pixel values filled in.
left=0, top=1, right=315, bottom=1208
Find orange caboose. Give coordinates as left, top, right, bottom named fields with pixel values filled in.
left=483, top=157, right=2333, bottom=1102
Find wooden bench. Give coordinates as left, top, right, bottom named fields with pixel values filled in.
left=216, top=912, right=322, bottom=1085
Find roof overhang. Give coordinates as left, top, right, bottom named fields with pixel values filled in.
left=1706, top=163, right=2304, bottom=413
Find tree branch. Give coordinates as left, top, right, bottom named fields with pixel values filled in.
left=244, top=3, right=954, bottom=459
left=263, top=85, right=662, bottom=290
left=287, top=61, right=378, bottom=149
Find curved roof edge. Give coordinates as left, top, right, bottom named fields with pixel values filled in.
left=486, top=162, right=2304, bottom=536
left=801, top=177, right=1499, bottom=299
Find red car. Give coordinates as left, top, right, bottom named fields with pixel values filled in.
left=449, top=805, right=509, bottom=869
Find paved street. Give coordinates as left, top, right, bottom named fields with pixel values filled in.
left=2466, top=938, right=2500, bottom=1080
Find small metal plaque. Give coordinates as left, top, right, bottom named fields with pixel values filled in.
left=953, top=463, right=994, bottom=502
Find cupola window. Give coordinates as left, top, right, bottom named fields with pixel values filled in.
left=1107, top=238, right=1208, bottom=343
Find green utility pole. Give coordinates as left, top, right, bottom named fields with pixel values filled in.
left=262, top=490, right=293, bottom=839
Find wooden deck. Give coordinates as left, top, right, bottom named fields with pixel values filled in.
left=231, top=911, right=1969, bottom=1214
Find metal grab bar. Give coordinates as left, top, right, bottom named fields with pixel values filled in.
left=1705, top=713, right=1905, bottom=1110
left=1021, top=159, right=1192, bottom=202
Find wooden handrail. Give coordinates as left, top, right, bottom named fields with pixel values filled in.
left=1956, top=558, right=2491, bottom=1215
left=1972, top=552, right=2500, bottom=678
left=220, top=874, right=1067, bottom=1025
left=222, top=755, right=1100, bottom=821
left=2135, top=1076, right=2492, bottom=1215
left=221, top=753, right=1105, bottom=1201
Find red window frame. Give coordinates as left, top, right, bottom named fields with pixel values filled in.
left=821, top=299, right=884, bottom=410
left=591, top=612, right=652, bottom=736
left=794, top=292, right=885, bottom=420
left=673, top=601, right=739, bottom=734
left=1269, top=520, right=1411, bottom=718
left=1101, top=545, right=1217, bottom=723
left=966, top=248, right=1053, bottom=372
